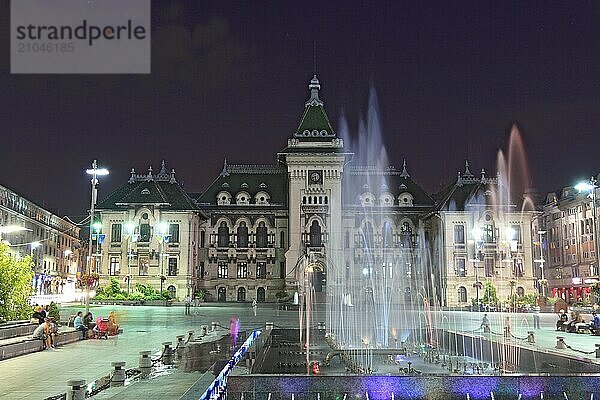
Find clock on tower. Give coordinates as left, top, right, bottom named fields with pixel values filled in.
left=308, top=170, right=323, bottom=185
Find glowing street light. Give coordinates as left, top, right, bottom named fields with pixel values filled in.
left=0, top=225, right=29, bottom=234
left=85, top=160, right=109, bottom=314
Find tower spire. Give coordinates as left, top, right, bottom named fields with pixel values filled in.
left=306, top=75, right=323, bottom=106
left=399, top=158, right=410, bottom=178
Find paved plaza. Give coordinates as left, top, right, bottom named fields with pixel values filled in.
left=1, top=304, right=599, bottom=399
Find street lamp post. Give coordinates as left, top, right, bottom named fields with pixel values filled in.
left=156, top=223, right=169, bottom=293
left=85, top=160, right=109, bottom=314
left=124, top=222, right=137, bottom=295
left=534, top=230, right=547, bottom=298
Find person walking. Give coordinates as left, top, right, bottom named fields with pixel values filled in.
left=533, top=306, right=541, bottom=329
left=185, top=295, right=191, bottom=315
left=480, top=313, right=490, bottom=332
left=252, top=298, right=258, bottom=317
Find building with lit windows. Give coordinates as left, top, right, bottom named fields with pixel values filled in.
left=95, top=76, right=541, bottom=306
left=541, top=178, right=600, bottom=304
left=0, top=182, right=80, bottom=295
left=95, top=163, right=204, bottom=299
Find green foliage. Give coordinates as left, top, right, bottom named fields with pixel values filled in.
left=275, top=290, right=288, bottom=301
left=134, top=283, right=168, bottom=301
left=93, top=277, right=127, bottom=300
left=195, top=289, right=208, bottom=300
left=0, top=242, right=34, bottom=321
left=48, top=301, right=60, bottom=321
left=481, top=280, right=498, bottom=305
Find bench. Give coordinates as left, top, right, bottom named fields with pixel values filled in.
left=0, top=320, right=38, bottom=341
left=0, top=327, right=81, bottom=360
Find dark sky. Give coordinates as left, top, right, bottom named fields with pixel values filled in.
left=1, top=1, right=600, bottom=218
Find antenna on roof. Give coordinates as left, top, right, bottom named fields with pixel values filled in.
left=313, top=40, right=317, bottom=76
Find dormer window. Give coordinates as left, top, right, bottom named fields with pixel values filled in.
left=241, top=182, right=249, bottom=189
left=360, top=193, right=375, bottom=207
left=255, top=191, right=270, bottom=205
left=141, top=189, right=150, bottom=195
left=398, top=192, right=414, bottom=207
left=236, top=191, right=250, bottom=205
left=380, top=192, right=394, bottom=207
left=217, top=191, right=232, bottom=205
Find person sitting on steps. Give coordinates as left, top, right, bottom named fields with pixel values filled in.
left=74, top=311, right=88, bottom=339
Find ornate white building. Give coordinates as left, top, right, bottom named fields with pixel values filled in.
left=96, top=76, right=540, bottom=306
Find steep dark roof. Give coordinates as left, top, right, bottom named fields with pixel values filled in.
left=431, top=162, right=524, bottom=212
left=343, top=162, right=434, bottom=207
left=96, top=163, right=198, bottom=211
left=293, top=75, right=335, bottom=140
left=196, top=162, right=288, bottom=208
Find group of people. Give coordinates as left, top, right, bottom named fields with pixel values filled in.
left=73, top=310, right=120, bottom=339
left=556, top=310, right=600, bottom=334
left=31, top=305, right=58, bottom=350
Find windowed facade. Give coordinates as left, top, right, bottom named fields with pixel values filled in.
left=456, top=258, right=466, bottom=277
left=458, top=286, right=467, bottom=303
left=218, top=261, right=228, bottom=278
left=168, top=257, right=178, bottom=276
left=139, top=223, right=151, bottom=242
left=111, top=223, right=122, bottom=243
left=237, top=222, right=249, bottom=248
left=454, top=225, right=465, bottom=244
left=237, top=262, right=248, bottom=279
left=218, top=222, right=229, bottom=247
left=310, top=220, right=322, bottom=247
left=109, top=256, right=120, bottom=276
left=256, top=262, right=266, bottom=279
left=484, top=258, right=495, bottom=277
left=169, top=224, right=179, bottom=243
left=256, top=222, right=268, bottom=248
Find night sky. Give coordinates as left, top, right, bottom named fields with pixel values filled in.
left=1, top=1, right=599, bottom=219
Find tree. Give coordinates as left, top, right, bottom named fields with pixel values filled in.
left=0, top=242, right=34, bottom=321
left=481, top=280, right=498, bottom=306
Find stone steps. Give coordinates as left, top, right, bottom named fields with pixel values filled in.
left=0, top=328, right=81, bottom=360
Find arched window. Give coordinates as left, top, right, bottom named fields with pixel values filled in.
left=256, top=222, right=267, bottom=248
left=167, top=285, right=176, bottom=299
left=458, top=286, right=467, bottom=303
left=257, top=287, right=266, bottom=303
left=218, top=222, right=229, bottom=247
left=237, top=287, right=246, bottom=302
left=280, top=231, right=285, bottom=249
left=237, top=222, right=248, bottom=248
left=382, top=222, right=393, bottom=247
left=400, top=222, right=413, bottom=247
left=309, top=220, right=322, bottom=247
left=217, top=287, right=226, bottom=302
left=516, top=286, right=525, bottom=297
left=302, top=196, right=306, bottom=204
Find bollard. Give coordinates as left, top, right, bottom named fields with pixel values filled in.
left=111, top=361, right=126, bottom=386
left=266, top=322, right=274, bottom=330
left=66, top=379, right=86, bottom=400
left=212, top=321, right=219, bottom=331
left=527, top=331, right=535, bottom=344
left=556, top=336, right=567, bottom=349
left=187, top=330, right=195, bottom=342
left=596, top=344, right=600, bottom=359
left=176, top=335, right=186, bottom=359
left=139, top=351, right=152, bottom=378
left=162, top=341, right=174, bottom=365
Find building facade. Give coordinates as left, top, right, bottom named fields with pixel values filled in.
left=95, top=76, right=543, bottom=307
left=95, top=163, right=203, bottom=300
left=541, top=179, right=600, bottom=304
left=428, top=164, right=538, bottom=307
left=0, top=183, right=80, bottom=295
